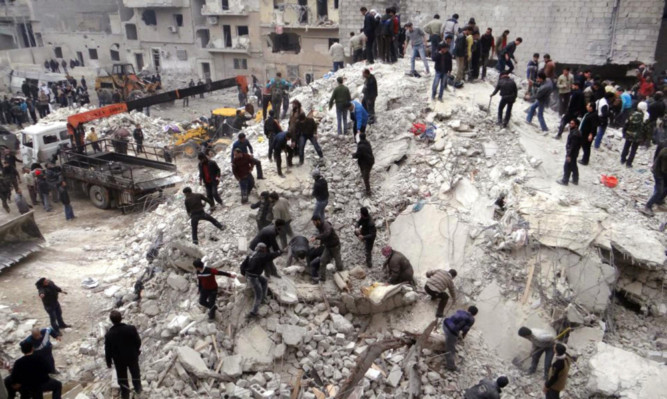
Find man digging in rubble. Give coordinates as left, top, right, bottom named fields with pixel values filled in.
left=183, top=186, right=226, bottom=245
left=354, top=207, right=376, bottom=268
left=269, top=192, right=294, bottom=249
left=464, top=376, right=509, bottom=399
left=381, top=246, right=415, bottom=285
left=425, top=268, right=457, bottom=318
left=310, top=215, right=343, bottom=283
left=104, top=310, right=142, bottom=399
left=35, top=278, right=70, bottom=334
left=194, top=259, right=237, bottom=320
left=272, top=131, right=294, bottom=178
left=250, top=191, right=273, bottom=231
left=249, top=219, right=285, bottom=277
left=311, top=169, right=329, bottom=221
left=240, top=243, right=282, bottom=319
left=518, top=326, right=556, bottom=379
left=286, top=235, right=324, bottom=280
left=231, top=133, right=264, bottom=180
left=232, top=148, right=258, bottom=204
left=443, top=306, right=478, bottom=372
left=21, top=327, right=61, bottom=374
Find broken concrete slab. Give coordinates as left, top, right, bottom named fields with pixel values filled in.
left=482, top=141, right=499, bottom=158
left=170, top=240, right=204, bottom=259
left=221, top=355, right=243, bottom=378
left=375, top=134, right=411, bottom=170
left=330, top=313, right=354, bottom=334
left=167, top=273, right=189, bottom=292
left=568, top=326, right=604, bottom=353
left=595, top=222, right=666, bottom=270
left=280, top=324, right=306, bottom=346
left=234, top=324, right=276, bottom=371
left=563, top=253, right=617, bottom=313
left=267, top=276, right=298, bottom=305
left=175, top=346, right=210, bottom=378
left=387, top=365, right=403, bottom=388
left=389, top=204, right=470, bottom=276
left=588, top=342, right=667, bottom=399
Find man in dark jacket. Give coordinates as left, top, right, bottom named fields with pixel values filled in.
left=183, top=186, right=225, bottom=245
left=198, top=153, right=223, bottom=207
left=0, top=175, right=10, bottom=213
left=556, top=81, right=586, bottom=139
left=443, top=306, right=478, bottom=371
left=132, top=124, right=144, bottom=153
left=272, top=131, right=294, bottom=177
left=297, top=113, right=323, bottom=164
left=354, top=207, right=376, bottom=268
left=231, top=132, right=253, bottom=161
left=311, top=169, right=328, bottom=220
left=464, top=376, right=509, bottom=399
left=21, top=327, right=61, bottom=374
left=264, top=110, right=282, bottom=161
left=58, top=181, right=74, bottom=220
left=194, top=259, right=236, bottom=319
left=362, top=69, right=378, bottom=123
left=286, top=235, right=311, bottom=266
left=621, top=102, right=651, bottom=168
left=425, top=269, right=457, bottom=317
left=479, top=28, right=495, bottom=80
left=490, top=72, right=518, bottom=128
left=381, top=246, right=414, bottom=285
left=104, top=310, right=142, bottom=399
left=37, top=172, right=52, bottom=212
left=249, top=219, right=284, bottom=253
left=544, top=343, right=571, bottom=399
left=454, top=27, right=470, bottom=83
left=432, top=44, right=453, bottom=101
left=6, top=341, right=62, bottom=399
left=35, top=278, right=69, bottom=333
left=232, top=149, right=257, bottom=204
left=527, top=72, right=553, bottom=132
left=250, top=191, right=273, bottom=231
left=578, top=102, right=597, bottom=165
left=640, top=145, right=667, bottom=216
left=310, top=215, right=343, bottom=282
left=557, top=119, right=582, bottom=186
left=361, top=7, right=375, bottom=64
left=328, top=77, right=351, bottom=136
left=497, top=37, right=522, bottom=74
left=240, top=243, right=282, bottom=318
left=352, top=133, right=375, bottom=196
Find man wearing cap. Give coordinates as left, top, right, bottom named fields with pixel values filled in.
left=490, top=72, right=518, bottom=128
left=193, top=259, right=236, bottom=320
left=310, top=215, right=343, bottom=282
left=425, top=269, right=457, bottom=318
left=183, top=186, right=225, bottom=245
left=464, top=376, right=509, bottom=399
left=381, top=246, right=414, bottom=285
left=104, top=310, right=141, bottom=399
left=311, top=169, right=329, bottom=221
left=443, top=306, right=478, bottom=371
left=240, top=242, right=282, bottom=318
left=354, top=207, right=377, bottom=268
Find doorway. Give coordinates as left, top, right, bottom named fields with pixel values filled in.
left=151, top=48, right=161, bottom=71
left=135, top=53, right=144, bottom=71
left=201, top=62, right=211, bottom=79
left=76, top=51, right=85, bottom=67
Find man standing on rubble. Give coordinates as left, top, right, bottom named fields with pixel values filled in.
left=556, top=119, right=582, bottom=186
left=432, top=44, right=453, bottom=102
left=232, top=148, right=257, bottom=204
left=423, top=14, right=443, bottom=61
left=241, top=243, right=282, bottom=319
left=35, top=278, right=69, bottom=334
left=404, top=22, right=430, bottom=77
left=352, top=133, right=374, bottom=196
left=296, top=113, right=324, bottom=165
left=527, top=72, right=553, bottom=132
left=264, top=110, right=282, bottom=161
left=480, top=28, right=495, bottom=81
left=132, top=124, right=144, bottom=153
left=329, top=77, right=352, bottom=136
left=310, top=215, right=343, bottom=282
left=362, top=69, right=377, bottom=124
left=443, top=306, right=478, bottom=372
left=311, top=169, right=329, bottom=221
left=194, top=259, right=236, bottom=320
left=640, top=141, right=667, bottom=216
left=268, top=192, right=293, bottom=249
left=105, top=310, right=142, bottom=399
left=354, top=207, right=376, bottom=268
left=543, top=343, right=571, bottom=399
left=490, top=72, right=518, bottom=128
left=198, top=153, right=223, bottom=208
left=183, top=186, right=225, bottom=245
left=5, top=341, right=62, bottom=399
left=464, top=376, right=509, bottom=399
left=250, top=191, right=273, bottom=231
left=425, top=269, right=457, bottom=318
left=272, top=131, right=294, bottom=177
left=497, top=37, right=521, bottom=74
left=250, top=219, right=284, bottom=255
left=349, top=100, right=369, bottom=140
left=21, top=327, right=61, bottom=374
left=518, top=326, right=556, bottom=379
left=454, top=27, right=470, bottom=84
left=381, top=246, right=414, bottom=285
left=361, top=7, right=376, bottom=64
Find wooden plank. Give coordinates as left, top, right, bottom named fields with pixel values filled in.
left=290, top=370, right=304, bottom=399
left=521, top=260, right=536, bottom=304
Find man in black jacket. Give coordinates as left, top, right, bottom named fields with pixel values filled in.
left=498, top=37, right=522, bottom=74
left=310, top=215, right=343, bottom=282
left=250, top=191, right=273, bottom=231
left=104, top=310, right=142, bottom=399
left=362, top=69, right=378, bottom=123
left=198, top=153, right=223, bottom=207
left=361, top=7, right=375, bottom=64
left=297, top=113, right=323, bottom=165
left=132, top=124, right=144, bottom=153
left=5, top=341, right=62, bottom=399
left=578, top=102, right=597, bottom=165
left=35, top=278, right=69, bottom=333
left=352, top=133, right=375, bottom=195
left=354, top=207, right=377, bottom=268
left=557, top=119, right=582, bottom=186
left=454, top=27, right=470, bottom=83
left=432, top=44, right=452, bottom=101
left=240, top=243, right=282, bottom=318
left=490, top=72, right=518, bottom=128
left=479, top=28, right=495, bottom=80
left=312, top=169, right=328, bottom=220
left=556, top=81, right=586, bottom=139
left=264, top=110, right=282, bottom=161
left=183, top=186, right=225, bottom=245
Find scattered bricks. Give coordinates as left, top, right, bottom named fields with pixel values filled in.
left=250, top=383, right=275, bottom=399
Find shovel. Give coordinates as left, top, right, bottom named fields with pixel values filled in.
left=487, top=96, right=493, bottom=114
left=511, top=327, right=572, bottom=369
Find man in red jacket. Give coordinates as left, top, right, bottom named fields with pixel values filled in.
left=194, top=259, right=236, bottom=319
left=232, top=148, right=258, bottom=204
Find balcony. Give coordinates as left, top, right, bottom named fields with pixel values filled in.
left=200, top=2, right=249, bottom=16
left=123, top=0, right=189, bottom=8
left=263, top=7, right=337, bottom=30
left=205, top=36, right=250, bottom=54
left=0, top=0, right=31, bottom=19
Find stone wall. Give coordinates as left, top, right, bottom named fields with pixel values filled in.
left=339, top=0, right=663, bottom=66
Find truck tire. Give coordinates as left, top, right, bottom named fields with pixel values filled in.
left=89, top=185, right=110, bottom=209
left=182, top=142, right=199, bottom=159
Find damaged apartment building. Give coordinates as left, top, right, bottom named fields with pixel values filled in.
left=4, top=0, right=343, bottom=85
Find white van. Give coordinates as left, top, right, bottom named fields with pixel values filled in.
left=20, top=122, right=70, bottom=165
left=9, top=69, right=68, bottom=95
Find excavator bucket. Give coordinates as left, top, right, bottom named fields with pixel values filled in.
left=0, top=212, right=45, bottom=271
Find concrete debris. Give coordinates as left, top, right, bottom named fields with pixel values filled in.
left=166, top=273, right=189, bottom=292
left=330, top=313, right=354, bottom=334
left=175, top=346, right=212, bottom=378
left=267, top=276, right=298, bottom=305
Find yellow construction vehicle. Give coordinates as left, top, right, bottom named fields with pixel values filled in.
left=168, top=122, right=230, bottom=159
left=94, top=64, right=160, bottom=101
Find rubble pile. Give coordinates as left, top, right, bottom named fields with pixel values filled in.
left=5, top=59, right=665, bottom=398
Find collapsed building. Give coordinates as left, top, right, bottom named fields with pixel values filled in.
left=1, top=59, right=665, bottom=398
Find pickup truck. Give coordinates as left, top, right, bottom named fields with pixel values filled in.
left=58, top=139, right=182, bottom=209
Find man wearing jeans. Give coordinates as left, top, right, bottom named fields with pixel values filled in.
left=240, top=243, right=281, bottom=318
left=104, top=310, right=142, bottom=399
left=296, top=113, right=324, bottom=165
left=194, top=259, right=236, bottom=320
left=311, top=170, right=328, bottom=221
left=183, top=187, right=225, bottom=245
left=403, top=23, right=430, bottom=76
left=594, top=93, right=613, bottom=148
left=527, top=72, right=553, bottom=132
left=490, top=72, right=518, bottom=127
left=423, top=14, right=443, bottom=61
left=518, top=326, right=556, bottom=379
left=443, top=306, right=477, bottom=371
left=310, top=215, right=343, bottom=282
left=328, top=77, right=351, bottom=135
left=640, top=145, right=667, bottom=216
left=432, top=44, right=452, bottom=101
left=35, top=278, right=69, bottom=334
